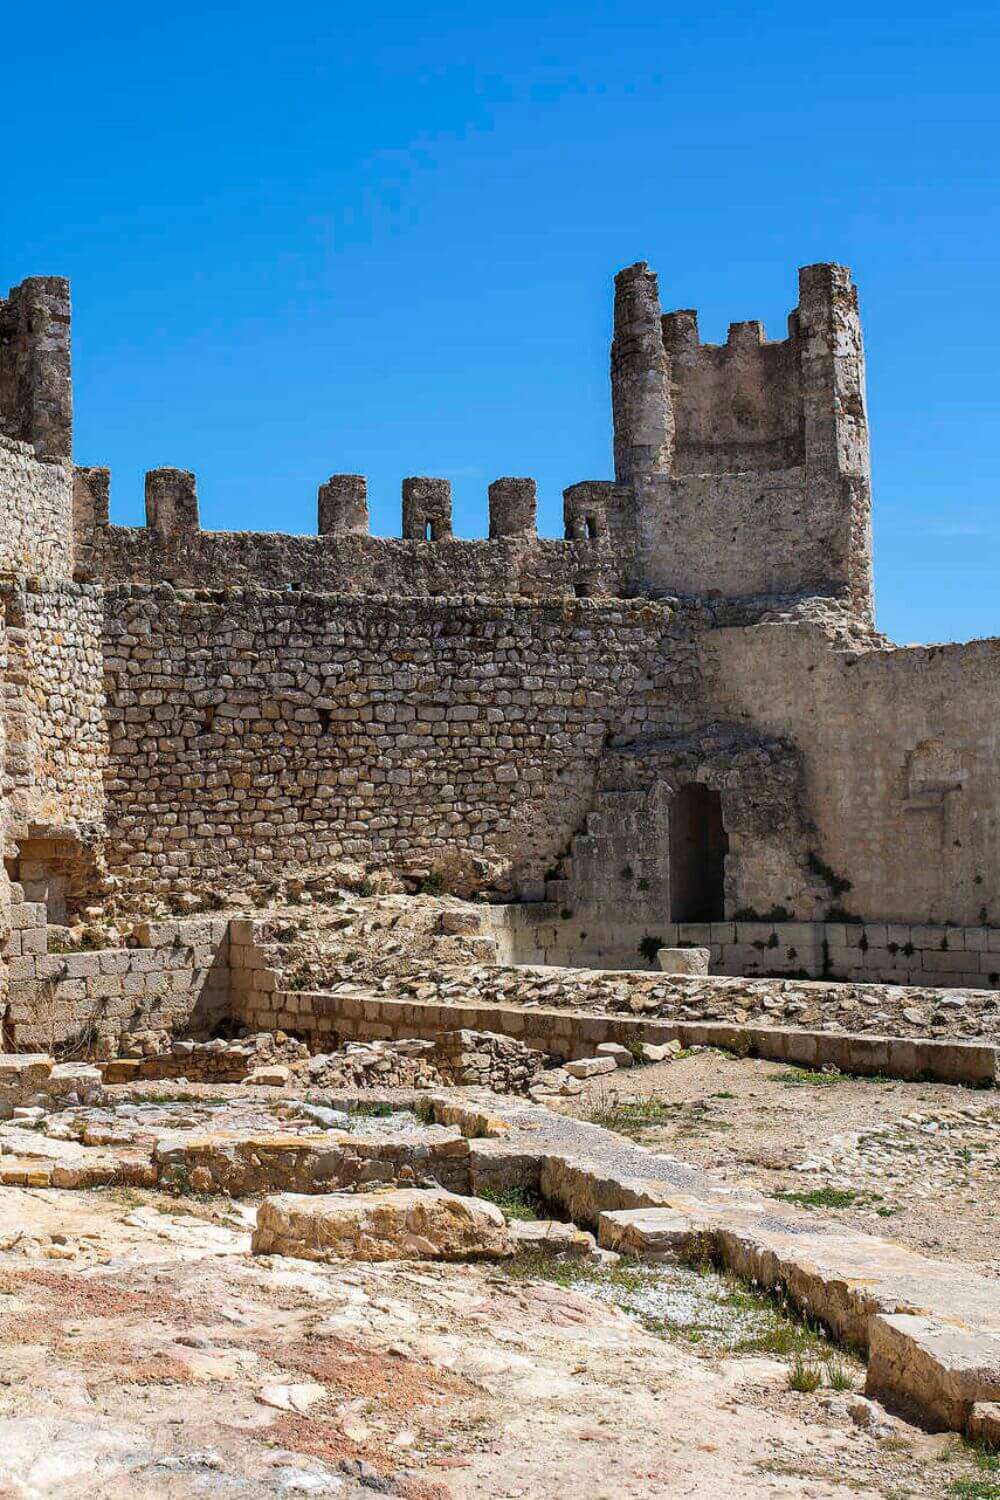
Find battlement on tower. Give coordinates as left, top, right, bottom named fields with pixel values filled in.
left=608, top=260, right=873, bottom=619
left=0, top=261, right=874, bottom=618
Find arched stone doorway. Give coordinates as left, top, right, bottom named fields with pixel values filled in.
left=669, top=783, right=727, bottom=922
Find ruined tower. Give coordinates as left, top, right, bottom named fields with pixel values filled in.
left=609, top=260, right=874, bottom=619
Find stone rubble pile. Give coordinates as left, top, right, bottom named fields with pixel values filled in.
left=0, top=1055, right=106, bottom=1120
left=105, top=1029, right=310, bottom=1083
left=381, top=963, right=1000, bottom=1043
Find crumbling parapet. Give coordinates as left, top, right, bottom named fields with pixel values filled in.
left=318, top=474, right=369, bottom=536
left=402, top=476, right=452, bottom=540
left=0, top=277, right=72, bottom=459
left=144, top=468, right=199, bottom=538
left=610, top=262, right=673, bottom=486
left=488, top=477, right=536, bottom=539
left=73, top=466, right=110, bottom=537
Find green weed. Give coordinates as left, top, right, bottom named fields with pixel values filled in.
left=788, top=1355, right=823, bottom=1392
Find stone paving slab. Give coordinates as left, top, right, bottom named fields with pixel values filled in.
left=433, top=1088, right=1000, bottom=1436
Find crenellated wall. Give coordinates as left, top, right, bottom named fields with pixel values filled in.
left=611, top=261, right=874, bottom=619
left=0, top=256, right=994, bottom=1009
left=73, top=466, right=628, bottom=597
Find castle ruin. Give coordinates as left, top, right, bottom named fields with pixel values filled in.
left=1, top=258, right=999, bottom=1050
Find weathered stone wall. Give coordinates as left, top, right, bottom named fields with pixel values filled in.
left=704, top=624, right=1000, bottom=926
left=1, top=580, right=106, bottom=832
left=612, top=261, right=874, bottom=621
left=487, top=907, right=1000, bottom=991
left=102, top=587, right=683, bottom=900
left=3, top=904, right=230, bottom=1051
left=0, top=438, right=73, bottom=580
left=75, top=495, right=624, bottom=598
left=0, top=277, right=72, bottom=461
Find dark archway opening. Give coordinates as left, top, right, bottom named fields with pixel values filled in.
left=669, top=784, right=727, bottom=922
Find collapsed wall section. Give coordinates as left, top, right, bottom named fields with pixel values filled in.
left=101, top=588, right=681, bottom=900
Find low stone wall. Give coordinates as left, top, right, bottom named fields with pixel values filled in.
left=3, top=905, right=230, bottom=1051
left=487, top=906, right=1000, bottom=992
left=238, top=986, right=997, bottom=1086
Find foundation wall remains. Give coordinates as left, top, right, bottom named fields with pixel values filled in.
left=2, top=903, right=230, bottom=1051
left=485, top=907, right=1000, bottom=991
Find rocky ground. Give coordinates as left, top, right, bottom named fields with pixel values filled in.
left=0, top=1151, right=994, bottom=1500
left=555, top=1048, right=1000, bottom=1278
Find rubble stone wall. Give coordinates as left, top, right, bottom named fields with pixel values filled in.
left=1, top=581, right=106, bottom=830
left=0, top=438, right=73, bottom=579
left=3, top=903, right=230, bottom=1051
left=101, top=587, right=680, bottom=899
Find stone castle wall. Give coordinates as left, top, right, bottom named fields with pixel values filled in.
left=704, top=624, right=1000, bottom=926
left=612, top=261, right=874, bottom=619
left=95, top=583, right=1000, bottom=931
left=100, top=587, right=680, bottom=899
left=0, top=438, right=73, bottom=580
left=0, top=260, right=995, bottom=1010
left=78, top=522, right=622, bottom=598
left=1, top=580, right=106, bottom=832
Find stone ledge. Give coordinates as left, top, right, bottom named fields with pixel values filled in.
left=274, top=989, right=998, bottom=1086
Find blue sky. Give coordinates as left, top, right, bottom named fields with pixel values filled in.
left=4, top=1, right=999, bottom=643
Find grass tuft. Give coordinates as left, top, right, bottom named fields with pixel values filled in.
left=475, top=1186, right=544, bottom=1221
left=582, top=1094, right=675, bottom=1138
left=773, top=1067, right=840, bottom=1088
left=788, top=1355, right=823, bottom=1392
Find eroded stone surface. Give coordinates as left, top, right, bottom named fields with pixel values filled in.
left=252, top=1188, right=514, bottom=1263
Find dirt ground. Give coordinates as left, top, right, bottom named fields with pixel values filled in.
left=556, top=1048, right=1000, bottom=1276
left=0, top=1177, right=993, bottom=1500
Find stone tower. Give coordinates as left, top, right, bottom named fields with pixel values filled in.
left=609, top=260, right=874, bottom=619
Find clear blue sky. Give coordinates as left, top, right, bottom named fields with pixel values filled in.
left=4, top=2, right=998, bottom=643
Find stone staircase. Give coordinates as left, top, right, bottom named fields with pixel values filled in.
left=544, top=786, right=667, bottom=917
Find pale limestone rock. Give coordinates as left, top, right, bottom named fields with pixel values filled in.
left=596, top=1042, right=634, bottom=1068
left=564, top=1056, right=617, bottom=1079
left=509, top=1218, right=596, bottom=1258
left=967, top=1401, right=1000, bottom=1447
left=657, top=947, right=710, bottom=975
left=247, top=1065, right=291, bottom=1087
left=640, top=1041, right=681, bottom=1063
left=257, top=1382, right=326, bottom=1414
left=252, top=1188, right=514, bottom=1263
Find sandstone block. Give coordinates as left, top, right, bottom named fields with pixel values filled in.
left=640, top=1041, right=681, bottom=1064
left=252, top=1188, right=513, bottom=1263
left=509, top=1218, right=596, bottom=1258
left=657, top=947, right=710, bottom=975
left=596, top=1042, right=634, bottom=1068
left=565, top=1056, right=618, bottom=1078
